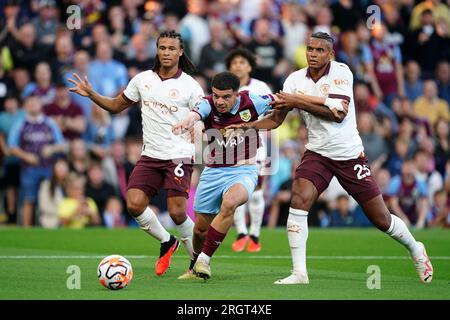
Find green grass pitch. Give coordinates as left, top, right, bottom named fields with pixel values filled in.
left=0, top=227, right=448, bottom=300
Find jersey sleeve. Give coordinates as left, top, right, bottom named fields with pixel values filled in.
left=417, top=180, right=429, bottom=198
left=328, top=64, right=353, bottom=102
left=248, top=92, right=274, bottom=116
left=122, top=74, right=140, bottom=103
left=282, top=74, right=296, bottom=94
left=7, top=119, right=25, bottom=148
left=192, top=99, right=211, bottom=120
left=189, top=80, right=205, bottom=110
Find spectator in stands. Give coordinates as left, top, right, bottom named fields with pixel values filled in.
left=50, top=35, right=74, bottom=82
left=328, top=195, right=355, bottom=227
left=357, top=112, right=388, bottom=174
left=436, top=60, right=450, bottom=105
left=330, top=0, right=362, bottom=33
left=408, top=9, right=449, bottom=78
left=22, top=61, right=55, bottom=105
left=414, top=149, right=443, bottom=206
left=126, top=33, right=154, bottom=78
left=38, top=157, right=69, bottom=228
left=31, top=0, right=58, bottom=46
left=68, top=138, right=90, bottom=177
left=89, top=41, right=128, bottom=97
left=0, top=95, right=25, bottom=223
left=0, top=58, right=15, bottom=110
left=281, top=3, right=308, bottom=63
left=362, top=22, right=405, bottom=107
left=387, top=159, right=429, bottom=228
left=9, top=23, right=50, bottom=73
left=336, top=31, right=366, bottom=83
left=107, top=5, right=131, bottom=55
left=85, top=104, right=115, bottom=160
left=103, top=196, right=127, bottom=229
left=409, top=0, right=450, bottom=32
left=180, top=0, right=211, bottom=64
left=43, top=82, right=86, bottom=141
left=427, top=189, right=450, bottom=228
left=247, top=18, right=289, bottom=91
left=7, top=95, right=66, bottom=226
left=434, top=118, right=450, bottom=177
left=198, top=19, right=230, bottom=79
left=64, top=50, right=92, bottom=119
left=404, top=60, right=423, bottom=102
left=386, top=137, right=410, bottom=177
left=413, top=79, right=450, bottom=126
left=102, top=140, right=133, bottom=200
left=58, top=173, right=100, bottom=229
left=85, top=161, right=117, bottom=218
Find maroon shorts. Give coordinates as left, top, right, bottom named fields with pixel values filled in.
left=127, top=155, right=193, bottom=199
left=295, top=150, right=381, bottom=205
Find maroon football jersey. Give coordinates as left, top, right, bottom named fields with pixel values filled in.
left=194, top=91, right=273, bottom=167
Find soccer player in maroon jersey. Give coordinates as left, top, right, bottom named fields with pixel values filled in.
left=173, top=72, right=276, bottom=279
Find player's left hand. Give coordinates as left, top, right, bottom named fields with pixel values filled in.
left=172, top=120, right=191, bottom=135
left=270, top=92, right=297, bottom=110
left=330, top=100, right=349, bottom=122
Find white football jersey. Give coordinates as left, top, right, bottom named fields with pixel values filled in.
left=239, top=78, right=272, bottom=96
left=283, top=61, right=363, bottom=160
left=123, top=69, right=204, bottom=160
left=239, top=78, right=272, bottom=175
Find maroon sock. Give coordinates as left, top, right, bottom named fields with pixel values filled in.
left=202, top=226, right=226, bottom=258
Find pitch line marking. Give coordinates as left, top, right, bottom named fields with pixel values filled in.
left=0, top=255, right=449, bottom=260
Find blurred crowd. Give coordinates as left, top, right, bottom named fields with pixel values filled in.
left=0, top=0, right=449, bottom=229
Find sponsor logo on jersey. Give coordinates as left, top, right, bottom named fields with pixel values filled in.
left=334, top=79, right=349, bottom=86
left=239, top=109, right=251, bottom=122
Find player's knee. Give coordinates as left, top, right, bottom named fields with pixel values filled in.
left=126, top=197, right=147, bottom=217
left=193, top=224, right=207, bottom=240
left=290, top=191, right=314, bottom=211
left=221, top=198, right=238, bottom=216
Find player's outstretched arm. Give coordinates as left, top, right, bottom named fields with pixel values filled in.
left=172, top=111, right=202, bottom=135
left=272, top=92, right=348, bottom=123
left=226, top=108, right=290, bottom=131
left=68, top=73, right=130, bottom=114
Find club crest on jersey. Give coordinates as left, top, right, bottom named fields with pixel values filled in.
left=169, top=88, right=180, bottom=99
left=239, top=109, right=251, bottom=122
left=320, top=84, right=330, bottom=96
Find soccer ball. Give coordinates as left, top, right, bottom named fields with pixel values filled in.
left=97, top=255, right=133, bottom=290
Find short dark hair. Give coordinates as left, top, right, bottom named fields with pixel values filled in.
left=311, top=32, right=334, bottom=46
left=211, top=72, right=240, bottom=92
left=225, top=47, right=257, bottom=73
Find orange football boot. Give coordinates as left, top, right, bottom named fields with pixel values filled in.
left=155, top=235, right=180, bottom=276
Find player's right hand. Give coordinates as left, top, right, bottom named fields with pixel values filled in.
left=68, top=73, right=92, bottom=97
left=225, top=122, right=255, bottom=131
left=330, top=100, right=349, bottom=122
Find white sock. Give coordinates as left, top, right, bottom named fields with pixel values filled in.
left=287, top=208, right=309, bottom=274
left=197, top=252, right=210, bottom=264
left=386, top=214, right=422, bottom=257
left=175, top=216, right=194, bottom=259
left=234, top=204, right=248, bottom=235
left=135, top=207, right=170, bottom=243
left=249, top=189, right=265, bottom=238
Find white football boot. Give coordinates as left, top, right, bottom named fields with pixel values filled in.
left=411, top=242, right=433, bottom=283
left=274, top=271, right=309, bottom=285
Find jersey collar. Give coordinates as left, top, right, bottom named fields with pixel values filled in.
left=157, top=68, right=182, bottom=81
left=306, top=61, right=331, bottom=83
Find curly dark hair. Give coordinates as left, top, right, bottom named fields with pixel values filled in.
left=225, top=47, right=257, bottom=74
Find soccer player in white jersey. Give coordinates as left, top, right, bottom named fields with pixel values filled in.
left=68, top=31, right=204, bottom=276
left=228, top=32, right=433, bottom=284
left=226, top=48, right=272, bottom=253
